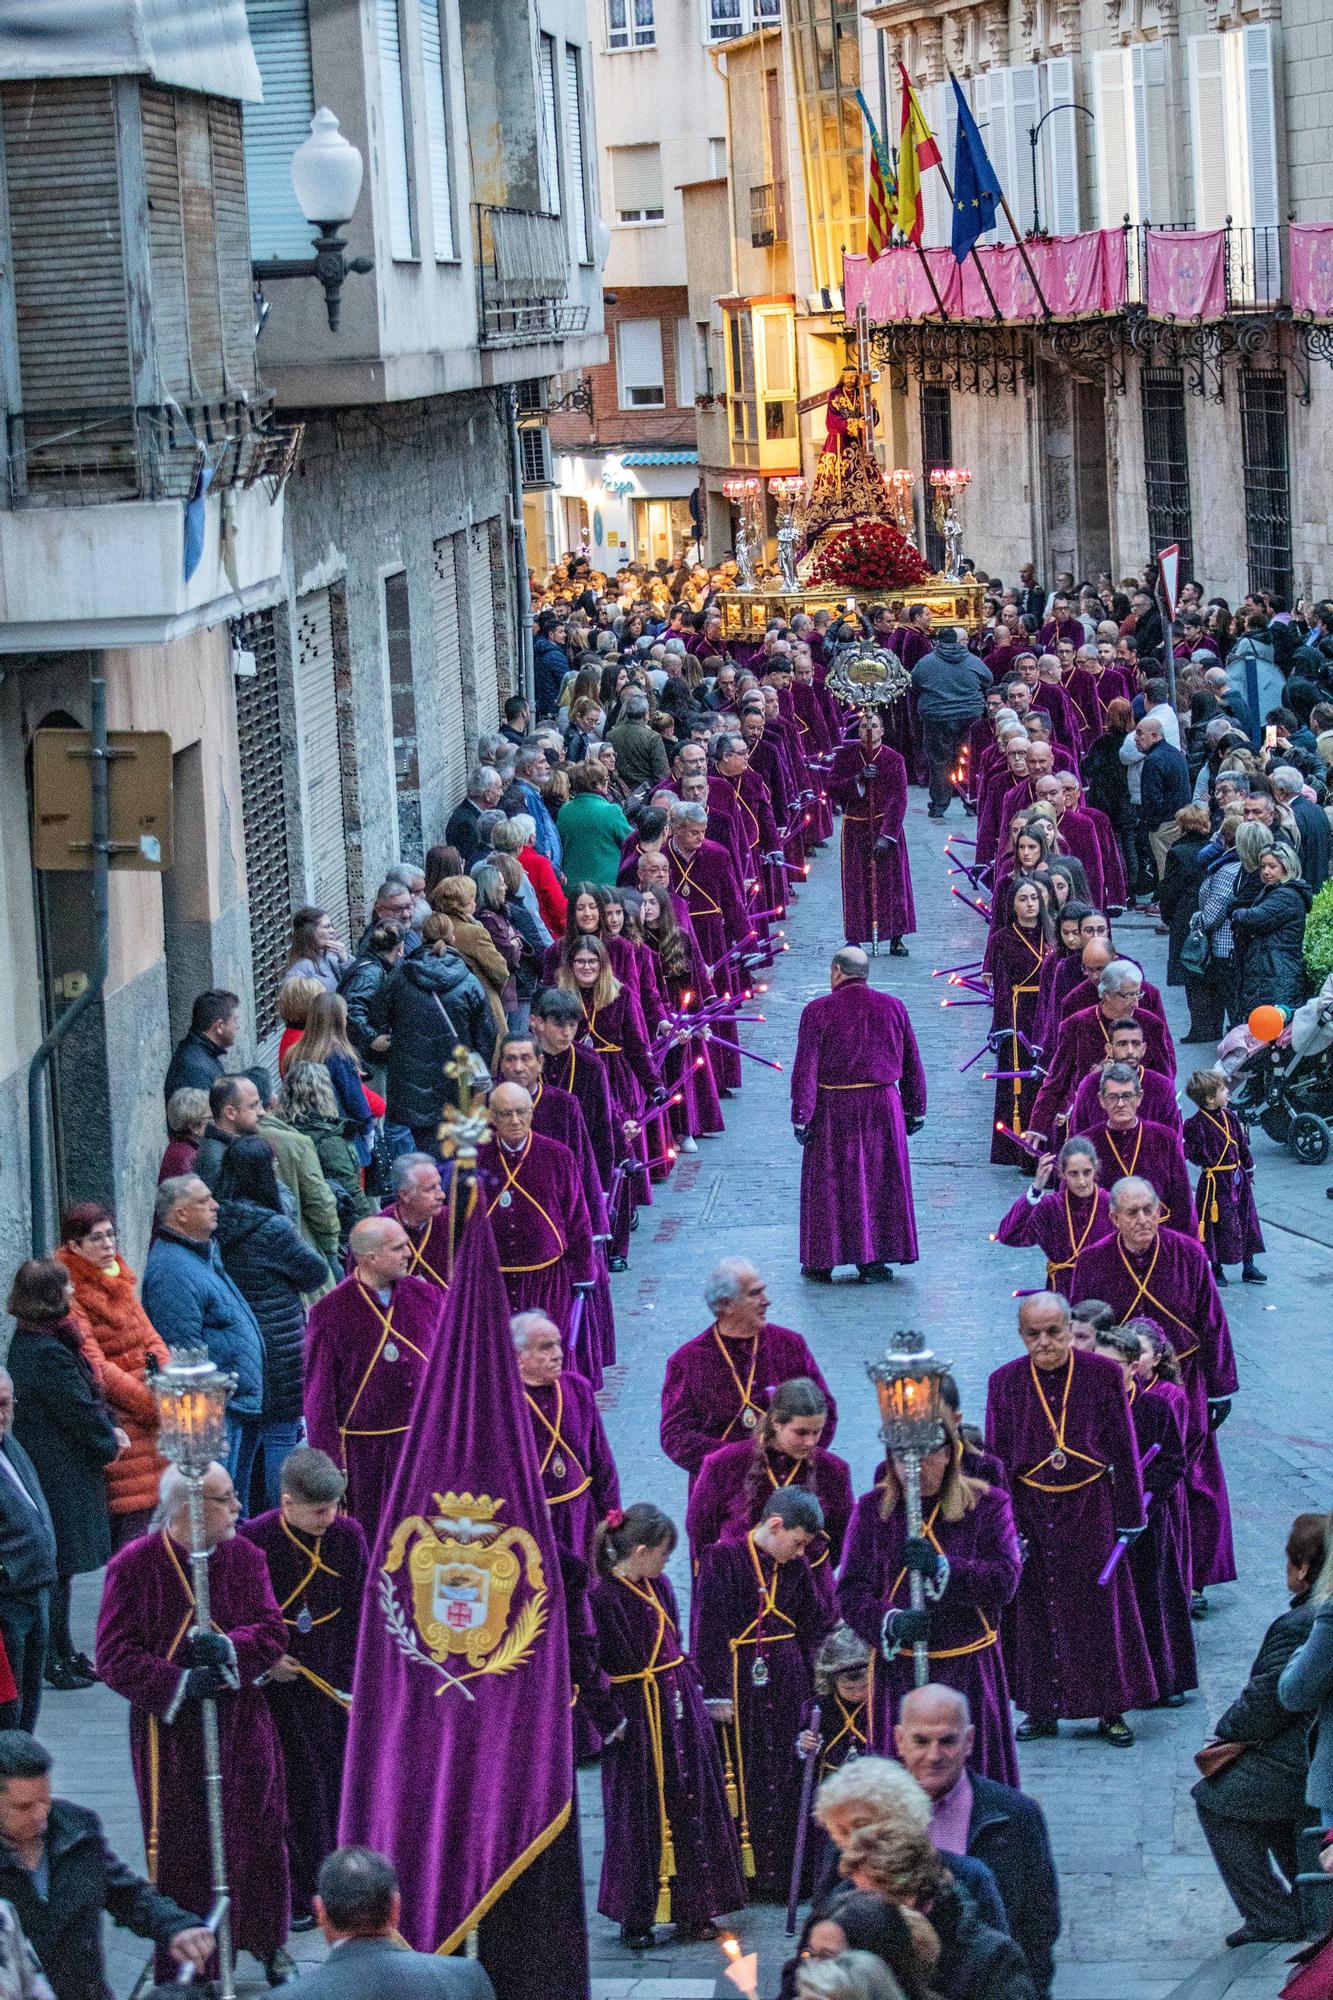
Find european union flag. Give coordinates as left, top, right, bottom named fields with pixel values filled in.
left=949, top=73, right=1002, bottom=264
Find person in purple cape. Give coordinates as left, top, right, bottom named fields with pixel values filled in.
left=512, top=1311, right=619, bottom=1565
left=713, top=735, right=783, bottom=909
left=984, top=1291, right=1156, bottom=1746
left=482, top=1084, right=596, bottom=1342
left=695, top=1486, right=830, bottom=1901
left=1093, top=1328, right=1197, bottom=1705
left=355, top=1152, right=456, bottom=1290
left=837, top=1424, right=1023, bottom=1786
left=826, top=710, right=915, bottom=955
left=660, top=1257, right=835, bottom=1486
left=1071, top=1177, right=1238, bottom=1608
left=994, top=1138, right=1113, bottom=1293
left=1067, top=1017, right=1182, bottom=1136
left=663, top=800, right=752, bottom=1096
left=1074, top=1064, right=1197, bottom=1234
left=1027, top=963, right=1176, bottom=1146
left=589, top=1503, right=746, bottom=1949
left=241, top=1446, right=368, bottom=1926
left=304, top=1215, right=446, bottom=1548
left=687, top=1379, right=852, bottom=1622
left=1182, top=1071, right=1266, bottom=1285
left=95, top=1461, right=292, bottom=1985
left=790, top=948, right=926, bottom=1283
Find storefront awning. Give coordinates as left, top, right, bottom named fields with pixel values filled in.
left=617, top=450, right=699, bottom=467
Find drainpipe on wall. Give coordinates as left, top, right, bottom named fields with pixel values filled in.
left=502, top=386, right=535, bottom=708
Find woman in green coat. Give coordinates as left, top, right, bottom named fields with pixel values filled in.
left=556, top=759, right=635, bottom=886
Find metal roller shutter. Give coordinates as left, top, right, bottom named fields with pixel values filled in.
left=233, top=608, right=293, bottom=1054
left=432, top=532, right=469, bottom=809
left=468, top=521, right=501, bottom=737
left=242, top=0, right=317, bottom=259
left=293, top=587, right=353, bottom=943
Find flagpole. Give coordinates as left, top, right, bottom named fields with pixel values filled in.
left=857, top=88, right=949, bottom=322
left=897, top=62, right=1000, bottom=324
left=934, top=154, right=1005, bottom=323
left=995, top=191, right=1053, bottom=316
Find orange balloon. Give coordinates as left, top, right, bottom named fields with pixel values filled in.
left=1248, top=1005, right=1286, bottom=1043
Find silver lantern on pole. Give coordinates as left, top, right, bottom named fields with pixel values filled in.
left=150, top=1352, right=237, bottom=2000
left=867, top=1330, right=952, bottom=1687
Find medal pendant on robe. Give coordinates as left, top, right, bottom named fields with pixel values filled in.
left=674, top=1688, right=685, bottom=1722
left=499, top=1190, right=513, bottom=1209
left=552, top=1454, right=566, bottom=1480
left=383, top=1341, right=399, bottom=1363
left=751, top=1655, right=769, bottom=1688
left=741, top=1406, right=758, bottom=1431
left=295, top=1607, right=314, bottom=1636
left=1050, top=1449, right=1066, bottom=1470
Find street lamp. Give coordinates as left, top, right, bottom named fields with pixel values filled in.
left=252, top=109, right=374, bottom=332
left=1027, top=101, right=1095, bottom=239
left=867, top=1330, right=951, bottom=1687
left=150, top=1353, right=237, bottom=2000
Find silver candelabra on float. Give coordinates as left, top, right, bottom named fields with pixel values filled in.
left=722, top=475, right=763, bottom=590
left=767, top=475, right=806, bottom=591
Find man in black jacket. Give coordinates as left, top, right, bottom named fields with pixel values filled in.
left=1135, top=717, right=1193, bottom=886
left=897, top=1683, right=1060, bottom=1997
left=0, top=1373, right=57, bottom=1734
left=0, top=1731, right=212, bottom=2000
left=162, top=990, right=239, bottom=1103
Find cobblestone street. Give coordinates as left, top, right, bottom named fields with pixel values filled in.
left=61, top=787, right=1331, bottom=1999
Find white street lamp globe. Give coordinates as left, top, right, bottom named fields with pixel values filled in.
left=291, top=108, right=365, bottom=228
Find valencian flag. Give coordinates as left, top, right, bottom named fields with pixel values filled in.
left=340, top=1188, right=575, bottom=1971
left=949, top=72, right=1003, bottom=262
left=893, top=61, right=941, bottom=246
left=855, top=90, right=894, bottom=263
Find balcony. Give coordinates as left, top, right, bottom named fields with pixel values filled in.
left=474, top=204, right=590, bottom=348
left=749, top=181, right=787, bottom=250
left=5, top=393, right=300, bottom=509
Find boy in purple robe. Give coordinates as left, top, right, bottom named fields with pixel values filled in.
left=660, top=1257, right=835, bottom=1484
left=984, top=1292, right=1156, bottom=1745
left=837, top=1435, right=1023, bottom=1786
left=790, top=948, right=926, bottom=1281
left=304, top=1216, right=447, bottom=1548
left=95, top=1461, right=291, bottom=1983
left=695, top=1488, right=830, bottom=1900
left=1182, top=1071, right=1265, bottom=1284
left=482, top=1085, right=596, bottom=1340
left=665, top=803, right=754, bottom=1093
left=1071, top=1176, right=1238, bottom=1600
left=531, top=988, right=619, bottom=1192
left=826, top=712, right=915, bottom=953
left=590, top=1504, right=746, bottom=1947
left=1073, top=1064, right=1197, bottom=1234
left=512, top=1311, right=619, bottom=1564
left=1067, top=1019, right=1182, bottom=1135
left=1028, top=968, right=1176, bottom=1145
left=993, top=1138, right=1113, bottom=1293
left=241, top=1446, right=368, bottom=1925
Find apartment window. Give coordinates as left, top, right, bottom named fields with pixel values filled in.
left=1240, top=368, right=1293, bottom=604
left=708, top=136, right=728, bottom=178
left=675, top=319, right=696, bottom=405
left=728, top=310, right=755, bottom=442
left=705, top=0, right=777, bottom=40
left=612, top=144, right=665, bottom=225
left=376, top=0, right=416, bottom=258
left=1188, top=26, right=1279, bottom=300
left=419, top=0, right=456, bottom=259
left=1141, top=369, right=1194, bottom=582
left=565, top=46, right=593, bottom=262
left=1093, top=42, right=1172, bottom=229
left=538, top=35, right=562, bottom=215
left=608, top=0, right=656, bottom=50
left=618, top=318, right=665, bottom=408
left=242, top=0, right=316, bottom=259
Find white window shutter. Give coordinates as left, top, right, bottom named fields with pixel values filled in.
left=969, top=73, right=998, bottom=241
left=1042, top=56, right=1081, bottom=235
left=419, top=0, right=456, bottom=259
left=1005, top=66, right=1041, bottom=244
left=1131, top=41, right=1171, bottom=223
left=919, top=81, right=951, bottom=249
left=376, top=0, right=415, bottom=258
left=981, top=69, right=1013, bottom=245
left=539, top=36, right=562, bottom=216
left=565, top=47, right=592, bottom=260
left=1094, top=46, right=1133, bottom=227
left=1187, top=34, right=1228, bottom=229
left=1242, top=23, right=1280, bottom=228
left=243, top=0, right=317, bottom=260
left=675, top=318, right=696, bottom=405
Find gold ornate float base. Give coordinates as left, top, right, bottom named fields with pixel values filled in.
left=716, top=576, right=985, bottom=641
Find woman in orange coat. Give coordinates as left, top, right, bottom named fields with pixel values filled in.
left=57, top=1203, right=170, bottom=1548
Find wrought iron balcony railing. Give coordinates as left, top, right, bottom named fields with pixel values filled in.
left=474, top=204, right=590, bottom=347
left=749, top=181, right=787, bottom=249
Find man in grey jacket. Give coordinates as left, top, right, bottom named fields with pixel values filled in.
left=910, top=627, right=992, bottom=818
left=293, top=1848, right=494, bottom=2000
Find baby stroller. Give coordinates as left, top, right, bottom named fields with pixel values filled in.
left=1227, top=979, right=1333, bottom=1163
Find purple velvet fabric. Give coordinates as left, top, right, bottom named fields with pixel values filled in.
left=660, top=1322, right=837, bottom=1483
left=1030, top=1005, right=1177, bottom=1141
left=1068, top=1064, right=1182, bottom=1136
left=525, top=1371, right=619, bottom=1568
left=994, top=1185, right=1114, bottom=1293
left=826, top=744, right=915, bottom=945
left=480, top=1130, right=596, bottom=1343
left=1079, top=1117, right=1198, bottom=1236
left=686, top=1442, right=854, bottom=1621
left=1182, top=1108, right=1265, bottom=1266
left=988, top=923, right=1050, bottom=1164
left=1127, top=1385, right=1198, bottom=1698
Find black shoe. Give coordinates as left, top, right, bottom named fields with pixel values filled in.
left=1155, top=1692, right=1188, bottom=1708
left=889, top=938, right=909, bottom=957
left=1016, top=1715, right=1058, bottom=1740
left=1242, top=1263, right=1267, bottom=1284
left=609, top=1255, right=628, bottom=1273
left=1191, top=1591, right=1208, bottom=1620
left=264, top=1949, right=299, bottom=1985
left=1226, top=1923, right=1301, bottom=1947
left=289, top=1914, right=318, bottom=1934
left=68, top=1651, right=98, bottom=1681
left=801, top=1266, right=834, bottom=1283
left=858, top=1262, right=893, bottom=1283
left=44, top=1658, right=94, bottom=1693
left=629, top=1210, right=640, bottom=1231
left=1181, top=1033, right=1216, bottom=1045
left=672, top=1920, right=720, bottom=1943
left=928, top=805, right=948, bottom=819
left=1098, top=1716, right=1135, bottom=1748
left=620, top=1926, right=657, bottom=1951
left=1212, top=1268, right=1229, bottom=1288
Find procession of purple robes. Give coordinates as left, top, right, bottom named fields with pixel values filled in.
left=525, top=1370, right=620, bottom=1566
left=589, top=1572, right=746, bottom=1933
left=826, top=742, right=915, bottom=946
left=349, top=1197, right=456, bottom=1289
left=694, top=1536, right=829, bottom=1900
left=837, top=1471, right=1023, bottom=1784
left=985, top=1349, right=1158, bottom=1720
left=686, top=1441, right=854, bottom=1620
left=304, top=1273, right=446, bottom=1548
left=988, top=923, right=1050, bottom=1164
left=482, top=1130, right=596, bottom=1337
left=1030, top=1005, right=1177, bottom=1138
left=1068, top=1062, right=1182, bottom=1136
left=95, top=1529, right=290, bottom=1980
left=529, top=1075, right=615, bottom=1377
left=1055, top=971, right=1168, bottom=1028
left=790, top=980, right=926, bottom=1271
left=1079, top=1117, right=1198, bottom=1235
left=1183, top=1106, right=1265, bottom=1269
left=994, top=1183, right=1114, bottom=1295
left=1126, top=1384, right=1198, bottom=1700
left=660, top=1321, right=836, bottom=1483
left=240, top=1509, right=369, bottom=1916
left=1071, top=1228, right=1238, bottom=1588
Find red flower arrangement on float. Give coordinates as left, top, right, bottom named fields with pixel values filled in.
left=807, top=520, right=932, bottom=592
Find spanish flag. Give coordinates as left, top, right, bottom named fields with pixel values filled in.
left=893, top=62, right=942, bottom=246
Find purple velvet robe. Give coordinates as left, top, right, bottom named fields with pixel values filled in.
left=1033, top=945, right=1082, bottom=1054
left=826, top=744, right=915, bottom=945
left=530, top=1075, right=614, bottom=1380
left=976, top=770, right=1038, bottom=867
left=1069, top=1063, right=1182, bottom=1137
left=1056, top=972, right=1168, bottom=1028
left=985, top=1350, right=1157, bottom=1719
left=686, top=1443, right=853, bottom=1621
left=704, top=775, right=752, bottom=880
left=544, top=1042, right=617, bottom=1191
left=663, top=837, right=752, bottom=1093
left=240, top=1510, right=368, bottom=1913
left=1080, top=1117, right=1198, bottom=1235
left=790, top=982, right=926, bottom=1270
left=1182, top=1108, right=1265, bottom=1266
left=304, top=1274, right=445, bottom=1547
left=994, top=1185, right=1114, bottom=1293
left=694, top=1536, right=829, bottom=1900
left=590, top=1574, right=746, bottom=1930
left=1062, top=667, right=1105, bottom=746
left=660, top=1322, right=837, bottom=1483
left=95, top=1530, right=289, bottom=1976
left=836, top=1477, right=1022, bottom=1785
left=988, top=923, right=1049, bottom=1165
left=646, top=930, right=725, bottom=1141
left=1068, top=804, right=1127, bottom=904
left=1030, top=1004, right=1177, bottom=1141
left=525, top=1370, right=619, bottom=1567
left=1070, top=1228, right=1238, bottom=1588
left=1053, top=810, right=1106, bottom=906
left=1127, top=1384, right=1198, bottom=1699
left=344, top=1199, right=457, bottom=1289
left=481, top=1130, right=595, bottom=1339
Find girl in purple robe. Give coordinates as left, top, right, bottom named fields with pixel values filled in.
left=687, top=1379, right=853, bottom=1622
left=639, top=885, right=725, bottom=1141
left=695, top=1488, right=831, bottom=1902
left=590, top=1504, right=747, bottom=1948
left=559, top=938, right=658, bottom=1258
left=1032, top=901, right=1097, bottom=1053
left=987, top=880, right=1053, bottom=1164
left=1182, top=1072, right=1265, bottom=1284
left=994, top=1137, right=1113, bottom=1293
left=836, top=1427, right=1023, bottom=1786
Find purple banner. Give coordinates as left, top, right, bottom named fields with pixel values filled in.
left=1291, top=224, right=1333, bottom=318
left=1144, top=229, right=1227, bottom=320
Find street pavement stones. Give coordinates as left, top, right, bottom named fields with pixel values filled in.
left=56, top=785, right=1330, bottom=1998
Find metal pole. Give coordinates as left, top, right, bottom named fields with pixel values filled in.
left=26, top=675, right=111, bottom=1256
left=502, top=387, right=535, bottom=711
left=185, top=1477, right=236, bottom=2000
left=1029, top=126, right=1042, bottom=239
left=902, top=1450, right=929, bottom=1687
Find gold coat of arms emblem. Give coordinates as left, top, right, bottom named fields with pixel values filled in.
left=380, top=1492, right=548, bottom=1698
